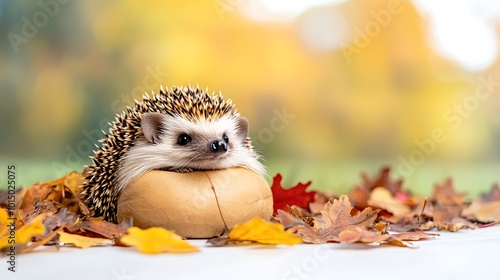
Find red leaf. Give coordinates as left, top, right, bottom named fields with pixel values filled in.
left=270, top=174, right=316, bottom=215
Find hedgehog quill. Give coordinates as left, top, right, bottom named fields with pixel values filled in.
left=82, top=86, right=265, bottom=222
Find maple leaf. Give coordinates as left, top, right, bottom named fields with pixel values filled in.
left=58, top=232, right=112, bottom=249
left=120, top=227, right=199, bottom=254
left=271, top=174, right=316, bottom=215
left=228, top=217, right=302, bottom=245
left=462, top=200, right=500, bottom=223
left=295, top=195, right=380, bottom=243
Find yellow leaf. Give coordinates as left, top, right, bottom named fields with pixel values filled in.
left=58, top=232, right=112, bottom=249
left=120, top=227, right=198, bottom=254
left=229, top=217, right=302, bottom=245
left=0, top=214, right=46, bottom=249
left=0, top=208, right=9, bottom=238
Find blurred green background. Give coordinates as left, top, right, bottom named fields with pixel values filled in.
left=1, top=0, right=499, bottom=197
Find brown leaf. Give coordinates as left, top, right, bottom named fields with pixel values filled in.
left=295, top=195, right=380, bottom=243
left=391, top=232, right=439, bottom=241
left=274, top=209, right=311, bottom=229
left=462, top=200, right=500, bottom=223
left=433, top=205, right=475, bottom=232
left=360, top=166, right=404, bottom=196
left=432, top=178, right=467, bottom=206
left=77, top=218, right=132, bottom=239
left=481, top=184, right=500, bottom=202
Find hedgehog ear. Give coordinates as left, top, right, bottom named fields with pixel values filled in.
left=236, top=117, right=249, bottom=141
left=141, top=112, right=167, bottom=144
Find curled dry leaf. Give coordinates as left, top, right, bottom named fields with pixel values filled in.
left=120, top=227, right=198, bottom=254
left=391, top=232, right=440, bottom=241
left=368, top=187, right=411, bottom=216
left=295, top=195, right=379, bottom=244
left=76, top=218, right=132, bottom=239
left=462, top=200, right=500, bottom=223
left=337, top=227, right=415, bottom=247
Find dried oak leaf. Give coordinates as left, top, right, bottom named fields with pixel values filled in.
left=58, top=231, right=112, bottom=249
left=462, top=200, right=500, bottom=223
left=228, top=217, right=302, bottom=245
left=391, top=232, right=440, bottom=241
left=337, top=227, right=415, bottom=247
left=433, top=205, right=475, bottom=232
left=295, top=195, right=380, bottom=244
left=76, top=218, right=132, bottom=240
left=274, top=208, right=312, bottom=230
left=432, top=178, right=467, bottom=206
left=349, top=166, right=408, bottom=209
left=271, top=173, right=316, bottom=215
left=120, top=227, right=198, bottom=254
left=20, top=171, right=88, bottom=215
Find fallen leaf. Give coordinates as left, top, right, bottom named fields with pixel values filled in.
left=368, top=187, right=411, bottom=216
left=360, top=166, right=404, bottom=196
left=462, top=200, right=500, bottom=223
left=432, top=178, right=467, bottom=206
left=0, top=214, right=46, bottom=250
left=295, top=195, right=379, bottom=243
left=0, top=208, right=9, bottom=237
left=433, top=205, right=475, bottom=232
left=77, top=218, right=132, bottom=239
left=120, top=227, right=198, bottom=254
left=481, top=184, right=500, bottom=202
left=271, top=174, right=316, bottom=215
left=229, top=217, right=302, bottom=245
left=58, top=231, right=112, bottom=249
left=391, top=232, right=440, bottom=241
left=274, top=209, right=310, bottom=229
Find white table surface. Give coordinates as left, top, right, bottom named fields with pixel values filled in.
left=2, top=226, right=499, bottom=280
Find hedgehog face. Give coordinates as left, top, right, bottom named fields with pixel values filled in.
left=148, top=113, right=250, bottom=166
left=115, top=112, right=264, bottom=192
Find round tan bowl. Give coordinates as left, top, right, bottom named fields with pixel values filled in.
left=116, top=167, right=273, bottom=238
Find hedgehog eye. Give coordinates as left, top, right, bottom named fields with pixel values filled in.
left=223, top=134, right=229, bottom=143
left=178, top=134, right=192, bottom=146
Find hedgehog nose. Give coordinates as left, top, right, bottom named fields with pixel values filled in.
left=210, top=140, right=227, bottom=153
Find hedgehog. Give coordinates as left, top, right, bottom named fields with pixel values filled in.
left=81, top=85, right=265, bottom=223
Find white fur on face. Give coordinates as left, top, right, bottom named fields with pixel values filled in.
left=116, top=115, right=265, bottom=192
